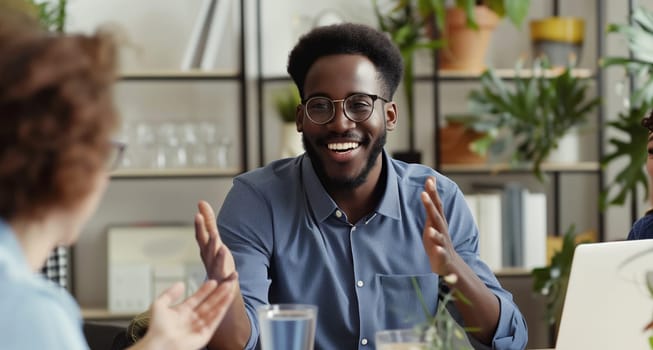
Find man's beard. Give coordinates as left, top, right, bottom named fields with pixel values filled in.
left=303, top=130, right=386, bottom=190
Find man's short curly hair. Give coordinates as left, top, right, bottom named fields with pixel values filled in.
left=287, top=22, right=403, bottom=100
left=0, top=18, right=118, bottom=221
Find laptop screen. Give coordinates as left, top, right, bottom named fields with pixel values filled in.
left=556, top=240, right=653, bottom=350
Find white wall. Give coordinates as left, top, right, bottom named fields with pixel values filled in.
left=65, top=0, right=648, bottom=308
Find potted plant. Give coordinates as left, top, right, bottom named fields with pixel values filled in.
left=466, top=59, right=600, bottom=180
left=372, top=0, right=531, bottom=163
left=599, top=6, right=653, bottom=209
left=373, top=0, right=443, bottom=163
left=439, top=114, right=489, bottom=165
left=273, top=85, right=303, bottom=159
left=437, top=0, right=531, bottom=72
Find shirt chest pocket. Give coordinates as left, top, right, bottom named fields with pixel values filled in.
left=377, top=273, right=439, bottom=330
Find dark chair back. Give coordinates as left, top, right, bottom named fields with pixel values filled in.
left=82, top=322, right=129, bottom=350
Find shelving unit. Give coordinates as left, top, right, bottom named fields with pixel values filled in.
left=254, top=0, right=605, bottom=242
left=431, top=0, right=605, bottom=241
left=74, top=0, right=249, bottom=319
left=113, top=0, right=248, bottom=178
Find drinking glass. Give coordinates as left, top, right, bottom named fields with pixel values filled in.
left=256, top=304, right=317, bottom=350
left=375, top=329, right=427, bottom=350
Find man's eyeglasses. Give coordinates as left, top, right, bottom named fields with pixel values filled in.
left=302, top=93, right=389, bottom=125
left=107, top=140, right=126, bottom=171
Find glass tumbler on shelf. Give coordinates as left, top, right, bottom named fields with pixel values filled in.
left=157, top=122, right=187, bottom=169
left=256, top=304, right=317, bottom=350
left=134, top=121, right=157, bottom=169
left=180, top=122, right=208, bottom=168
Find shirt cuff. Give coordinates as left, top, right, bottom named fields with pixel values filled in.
left=491, top=294, right=529, bottom=350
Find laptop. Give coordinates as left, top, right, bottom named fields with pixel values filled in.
left=555, top=239, right=653, bottom=350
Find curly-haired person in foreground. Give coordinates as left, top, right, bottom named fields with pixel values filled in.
left=0, top=12, right=237, bottom=350
left=195, top=22, right=528, bottom=350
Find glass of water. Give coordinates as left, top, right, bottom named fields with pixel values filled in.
left=257, top=304, right=317, bottom=350
left=375, top=329, right=427, bottom=350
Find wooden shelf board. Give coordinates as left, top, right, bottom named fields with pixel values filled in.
left=415, top=68, right=594, bottom=81
left=119, top=69, right=240, bottom=80
left=441, top=161, right=600, bottom=174
left=440, top=67, right=592, bottom=79
left=111, top=167, right=241, bottom=178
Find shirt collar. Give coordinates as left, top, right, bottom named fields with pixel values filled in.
left=301, top=150, right=401, bottom=223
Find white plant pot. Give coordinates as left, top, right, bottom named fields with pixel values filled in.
left=280, top=123, right=304, bottom=158
left=547, top=129, right=581, bottom=163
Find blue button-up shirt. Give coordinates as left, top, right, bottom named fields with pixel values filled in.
left=218, top=151, right=527, bottom=350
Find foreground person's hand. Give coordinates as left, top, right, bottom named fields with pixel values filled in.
left=131, top=276, right=237, bottom=350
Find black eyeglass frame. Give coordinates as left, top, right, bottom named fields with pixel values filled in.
left=301, top=93, right=390, bottom=125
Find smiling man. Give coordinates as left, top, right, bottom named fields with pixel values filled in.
left=196, top=23, right=528, bottom=350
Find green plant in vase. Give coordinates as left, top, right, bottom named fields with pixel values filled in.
left=599, top=6, right=653, bottom=209
left=409, top=274, right=475, bottom=350
left=273, top=85, right=303, bottom=158
left=467, top=60, right=600, bottom=180
left=372, top=0, right=443, bottom=161
left=273, top=85, right=301, bottom=124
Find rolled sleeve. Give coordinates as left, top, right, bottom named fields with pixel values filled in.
left=492, top=294, right=529, bottom=349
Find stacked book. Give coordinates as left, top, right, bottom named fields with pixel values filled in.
left=463, top=183, right=547, bottom=271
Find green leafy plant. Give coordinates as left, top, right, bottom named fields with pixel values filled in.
left=444, top=0, right=530, bottom=31
left=273, top=85, right=301, bottom=123
left=373, top=0, right=443, bottom=152
left=531, top=226, right=588, bottom=328
left=599, top=6, right=653, bottom=209
left=600, top=105, right=649, bottom=209
left=411, top=274, right=474, bottom=349
left=372, top=0, right=530, bottom=154
left=13, top=0, right=68, bottom=32
left=467, top=60, right=600, bottom=180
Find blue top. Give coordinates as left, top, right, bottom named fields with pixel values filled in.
left=218, top=151, right=528, bottom=350
left=0, top=219, right=88, bottom=350
left=627, top=212, right=653, bottom=240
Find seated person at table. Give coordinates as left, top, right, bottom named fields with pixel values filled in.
left=0, top=11, right=236, bottom=350
left=628, top=112, right=653, bottom=240
left=194, top=23, right=528, bottom=350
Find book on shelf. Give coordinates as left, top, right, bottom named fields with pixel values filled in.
left=464, top=193, right=503, bottom=271
left=522, top=190, right=547, bottom=269
left=200, top=0, right=233, bottom=70
left=181, top=0, right=216, bottom=70
left=464, top=183, right=548, bottom=271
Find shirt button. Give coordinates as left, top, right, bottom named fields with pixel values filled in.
left=335, top=210, right=342, bottom=218
left=357, top=280, right=364, bottom=287
left=361, top=338, right=368, bottom=345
